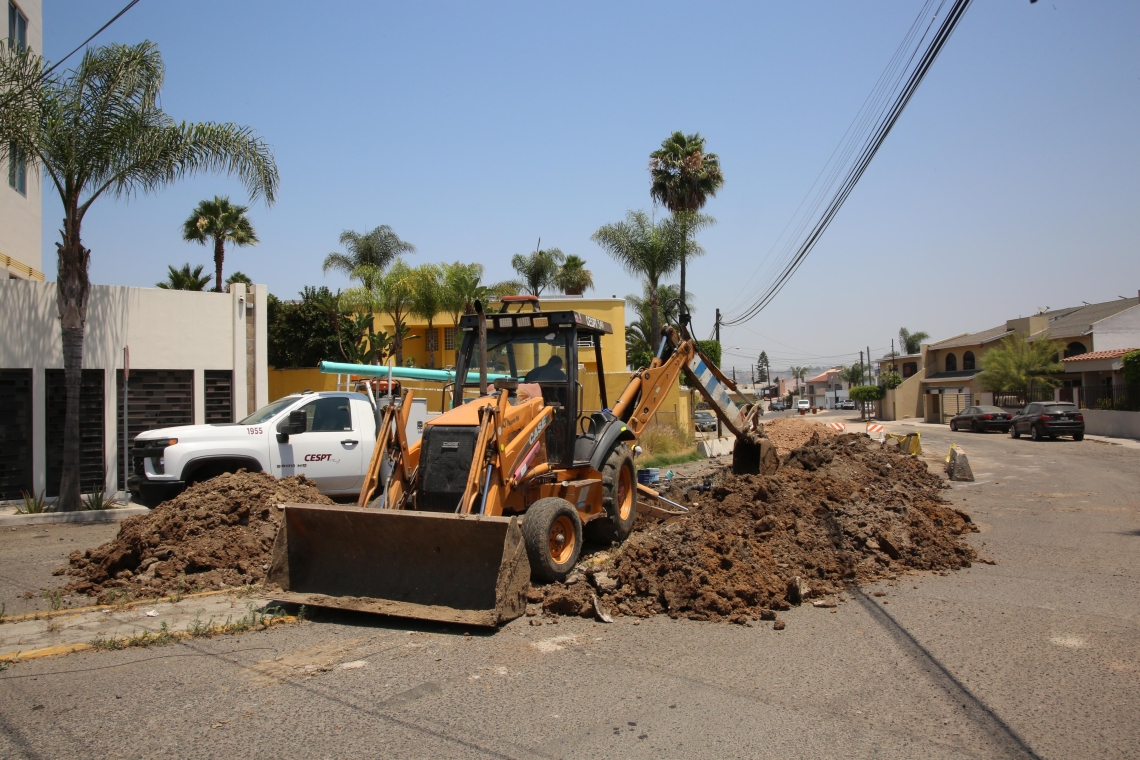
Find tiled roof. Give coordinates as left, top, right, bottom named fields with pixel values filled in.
left=875, top=353, right=920, bottom=363
left=1061, top=348, right=1139, bottom=362
left=806, top=368, right=840, bottom=383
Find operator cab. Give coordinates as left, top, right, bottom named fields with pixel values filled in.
left=452, top=296, right=613, bottom=466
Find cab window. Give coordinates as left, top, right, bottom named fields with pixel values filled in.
left=298, top=397, right=353, bottom=432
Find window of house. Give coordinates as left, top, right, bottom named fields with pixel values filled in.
left=9, top=2, right=27, bottom=48
left=963, top=351, right=975, bottom=371
left=902, top=362, right=917, bottom=378
left=945, top=353, right=958, bottom=372
left=577, top=335, right=594, bottom=349
left=444, top=326, right=457, bottom=351
left=8, top=141, right=26, bottom=195
left=1064, top=342, right=1086, bottom=358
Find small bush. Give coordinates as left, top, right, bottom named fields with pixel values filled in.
left=1123, top=350, right=1140, bottom=386
left=16, top=490, right=47, bottom=515
left=637, top=421, right=692, bottom=458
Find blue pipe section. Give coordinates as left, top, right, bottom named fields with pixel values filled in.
left=318, top=360, right=510, bottom=384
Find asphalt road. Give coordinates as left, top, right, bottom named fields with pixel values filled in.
left=1, top=423, right=1137, bottom=759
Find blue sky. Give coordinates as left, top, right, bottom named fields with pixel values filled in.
left=42, top=1, right=1140, bottom=373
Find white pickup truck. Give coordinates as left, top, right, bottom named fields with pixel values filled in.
left=128, top=391, right=431, bottom=507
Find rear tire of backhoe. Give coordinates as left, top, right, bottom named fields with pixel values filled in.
left=522, top=498, right=583, bottom=583
left=586, top=445, right=637, bottom=545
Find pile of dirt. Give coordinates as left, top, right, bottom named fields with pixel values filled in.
left=542, top=432, right=977, bottom=624
left=59, top=472, right=333, bottom=602
left=762, top=416, right=838, bottom=457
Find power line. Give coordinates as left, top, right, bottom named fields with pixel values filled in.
left=722, top=0, right=973, bottom=327
left=0, top=0, right=142, bottom=111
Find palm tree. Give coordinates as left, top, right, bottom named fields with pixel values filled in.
left=409, top=263, right=445, bottom=368
left=323, top=226, right=415, bottom=335
left=898, top=327, right=930, bottom=355
left=649, top=131, right=725, bottom=313
left=592, top=211, right=687, bottom=347
left=510, top=242, right=565, bottom=296
left=0, top=41, right=277, bottom=510
left=224, top=270, right=252, bottom=292
left=788, top=366, right=809, bottom=396
left=322, top=226, right=416, bottom=291
left=156, top=263, right=212, bottom=291
left=554, top=254, right=594, bottom=295
left=180, top=196, right=259, bottom=292
left=440, top=262, right=518, bottom=326
left=378, top=259, right=416, bottom=366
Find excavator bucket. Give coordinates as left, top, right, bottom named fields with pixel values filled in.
left=266, top=504, right=531, bottom=627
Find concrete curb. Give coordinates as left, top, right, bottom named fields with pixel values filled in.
left=0, top=506, right=150, bottom=527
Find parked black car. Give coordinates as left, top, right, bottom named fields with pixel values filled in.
left=768, top=400, right=786, bottom=411
left=694, top=411, right=717, bottom=432
left=949, top=405, right=1012, bottom=433
left=1009, top=402, right=1084, bottom=441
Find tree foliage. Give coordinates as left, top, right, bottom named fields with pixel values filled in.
left=593, top=210, right=689, bottom=345
left=268, top=288, right=348, bottom=369
left=880, top=367, right=903, bottom=389
left=898, top=327, right=929, bottom=355
left=408, top=263, right=445, bottom=368
left=322, top=226, right=415, bottom=292
left=181, top=195, right=258, bottom=292
left=839, top=364, right=866, bottom=386
left=849, top=385, right=885, bottom=402
left=1124, top=350, right=1140, bottom=387
left=649, top=131, right=724, bottom=312
left=510, top=245, right=565, bottom=296
left=156, top=263, right=211, bottom=291
left=980, top=332, right=1065, bottom=392
left=697, top=340, right=721, bottom=368
left=554, top=254, right=594, bottom=295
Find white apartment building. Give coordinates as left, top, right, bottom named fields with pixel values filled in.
left=2, top=0, right=44, bottom=282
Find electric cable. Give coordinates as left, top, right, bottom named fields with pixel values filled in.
left=722, top=0, right=973, bottom=327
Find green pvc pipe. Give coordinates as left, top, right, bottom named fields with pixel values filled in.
left=318, top=360, right=510, bottom=384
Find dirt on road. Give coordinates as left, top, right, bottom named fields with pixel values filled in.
left=59, top=472, right=332, bottom=603
left=543, top=431, right=977, bottom=623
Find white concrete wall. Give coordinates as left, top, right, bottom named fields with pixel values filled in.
left=1092, top=305, right=1140, bottom=352
left=1081, top=410, right=1140, bottom=440
left=0, top=279, right=267, bottom=495
left=0, top=0, right=43, bottom=278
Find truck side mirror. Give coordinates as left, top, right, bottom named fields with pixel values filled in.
left=276, top=409, right=307, bottom=443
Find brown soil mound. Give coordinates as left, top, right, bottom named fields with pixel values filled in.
left=59, top=472, right=332, bottom=602
left=543, top=433, right=976, bottom=623
left=763, top=416, right=838, bottom=457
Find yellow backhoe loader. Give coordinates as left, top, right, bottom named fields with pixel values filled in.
left=268, top=296, right=777, bottom=626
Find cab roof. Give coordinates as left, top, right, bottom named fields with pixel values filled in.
left=458, top=310, right=613, bottom=335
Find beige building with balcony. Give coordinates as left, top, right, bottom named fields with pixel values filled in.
left=2, top=0, right=44, bottom=282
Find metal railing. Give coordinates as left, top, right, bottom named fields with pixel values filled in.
left=1080, top=385, right=1140, bottom=412
left=993, top=387, right=1056, bottom=408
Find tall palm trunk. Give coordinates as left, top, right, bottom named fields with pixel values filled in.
left=213, top=236, right=225, bottom=292
left=56, top=213, right=92, bottom=511
left=427, top=316, right=436, bottom=368
left=677, top=214, right=689, bottom=316
left=649, top=282, right=660, bottom=357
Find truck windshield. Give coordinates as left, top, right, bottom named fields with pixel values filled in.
left=239, top=397, right=297, bottom=425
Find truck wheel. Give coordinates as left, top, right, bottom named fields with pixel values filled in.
left=522, top=498, right=583, bottom=583
left=587, top=445, right=637, bottom=545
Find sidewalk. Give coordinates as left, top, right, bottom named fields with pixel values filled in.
left=881, top=417, right=1140, bottom=450
left=0, top=503, right=149, bottom=528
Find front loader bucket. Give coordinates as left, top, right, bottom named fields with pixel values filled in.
left=267, top=504, right=531, bottom=627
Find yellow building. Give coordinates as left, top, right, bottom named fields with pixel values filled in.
left=268, top=294, right=692, bottom=431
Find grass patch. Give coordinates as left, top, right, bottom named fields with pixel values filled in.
left=638, top=449, right=704, bottom=470
left=90, top=605, right=293, bottom=652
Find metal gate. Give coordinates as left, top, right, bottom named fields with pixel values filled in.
left=45, top=369, right=106, bottom=497
left=117, top=369, right=194, bottom=454
left=940, top=393, right=972, bottom=423
left=204, top=370, right=234, bottom=423
left=0, top=370, right=33, bottom=500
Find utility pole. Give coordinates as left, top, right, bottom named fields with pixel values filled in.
left=859, top=350, right=865, bottom=420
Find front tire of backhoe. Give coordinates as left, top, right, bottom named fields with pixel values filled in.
left=522, top=497, right=583, bottom=583
left=587, top=445, right=637, bottom=545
